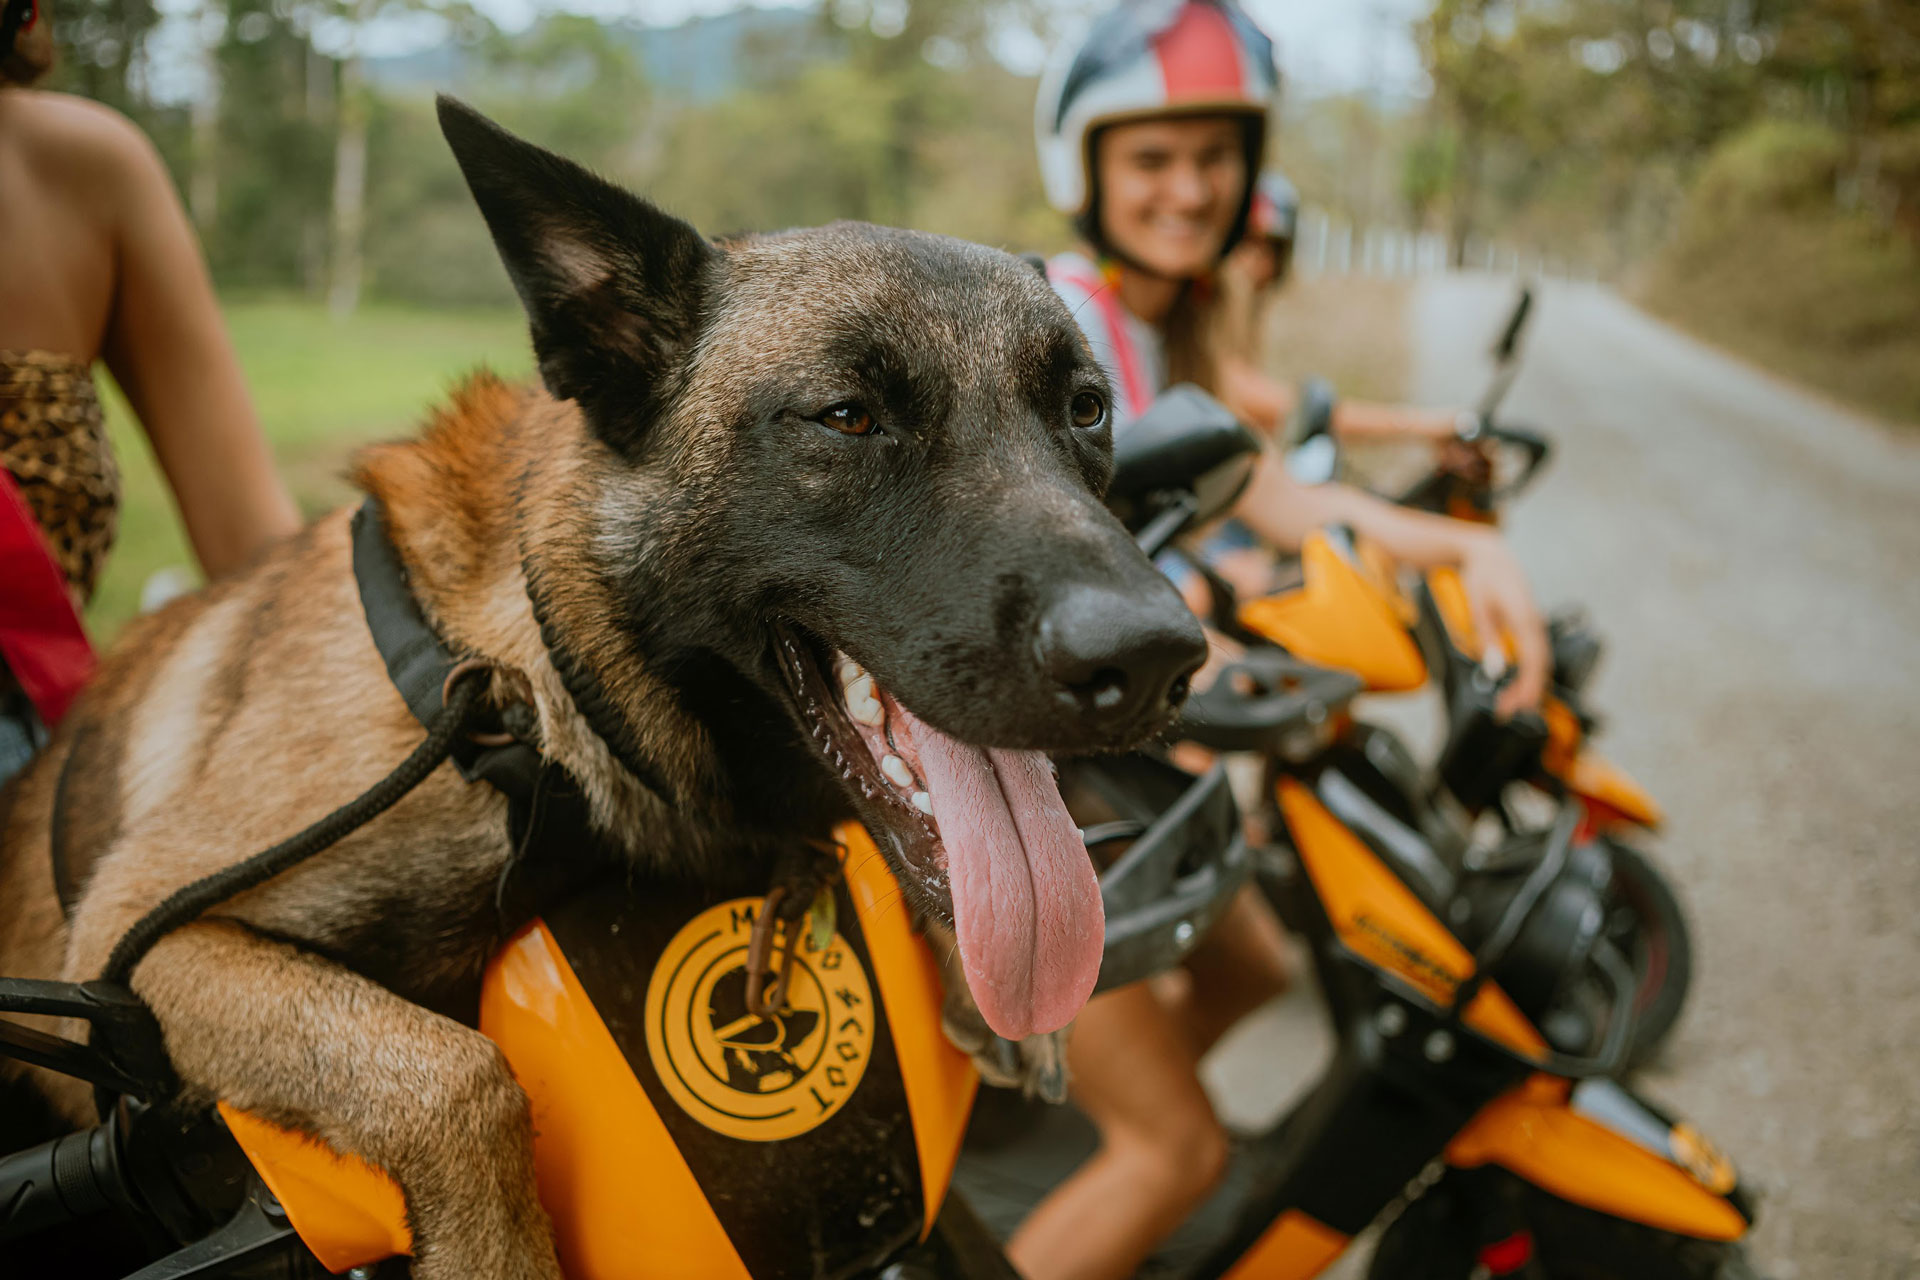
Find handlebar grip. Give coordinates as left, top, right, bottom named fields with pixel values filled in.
left=0, top=1125, right=123, bottom=1242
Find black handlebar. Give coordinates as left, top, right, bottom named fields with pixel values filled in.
left=1486, top=422, right=1552, bottom=502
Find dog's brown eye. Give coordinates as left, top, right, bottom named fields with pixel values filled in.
left=1070, top=392, right=1106, bottom=430
left=819, top=403, right=875, bottom=436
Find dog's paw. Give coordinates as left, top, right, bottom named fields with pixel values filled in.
left=939, top=987, right=1071, bottom=1103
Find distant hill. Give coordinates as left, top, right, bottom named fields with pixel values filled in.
left=366, top=5, right=831, bottom=102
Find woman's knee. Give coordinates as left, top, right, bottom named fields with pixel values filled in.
left=1113, top=1100, right=1230, bottom=1199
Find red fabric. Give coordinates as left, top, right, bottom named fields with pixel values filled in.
left=1053, top=270, right=1153, bottom=419
left=1154, top=2, right=1246, bottom=102
left=0, top=465, right=95, bottom=726
left=1478, top=1229, right=1535, bottom=1275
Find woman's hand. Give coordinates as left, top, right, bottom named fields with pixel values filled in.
left=1455, top=528, right=1550, bottom=716
left=1234, top=458, right=1549, bottom=714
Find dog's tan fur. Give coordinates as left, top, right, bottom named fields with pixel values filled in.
left=0, top=375, right=678, bottom=1274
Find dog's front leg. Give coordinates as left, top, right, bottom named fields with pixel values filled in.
left=128, top=920, right=559, bottom=1280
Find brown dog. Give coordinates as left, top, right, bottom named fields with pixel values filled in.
left=0, top=98, right=1203, bottom=1276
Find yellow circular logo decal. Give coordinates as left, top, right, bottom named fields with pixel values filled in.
left=645, top=897, right=875, bottom=1142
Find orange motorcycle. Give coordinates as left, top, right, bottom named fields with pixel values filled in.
left=0, top=390, right=1757, bottom=1279
left=1265, top=287, right=1690, bottom=1066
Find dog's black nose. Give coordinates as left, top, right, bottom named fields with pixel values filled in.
left=1036, top=585, right=1206, bottom=733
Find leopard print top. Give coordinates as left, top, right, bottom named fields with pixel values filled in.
left=1, top=350, right=120, bottom=602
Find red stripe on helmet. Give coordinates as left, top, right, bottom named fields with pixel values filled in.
left=1154, top=2, right=1247, bottom=103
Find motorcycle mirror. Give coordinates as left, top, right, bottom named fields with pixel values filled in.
left=1288, top=375, right=1338, bottom=447
left=1283, top=375, right=1341, bottom=485
left=1493, top=285, right=1534, bottom=365
left=1108, top=384, right=1260, bottom=550
left=1476, top=284, right=1537, bottom=423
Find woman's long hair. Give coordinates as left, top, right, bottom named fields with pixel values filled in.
left=1163, top=280, right=1220, bottom=398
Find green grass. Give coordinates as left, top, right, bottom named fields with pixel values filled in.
left=87, top=299, right=532, bottom=640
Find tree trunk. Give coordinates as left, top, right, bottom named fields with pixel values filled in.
left=188, top=1, right=220, bottom=235
left=327, top=53, right=368, bottom=320
left=1449, top=118, right=1483, bottom=270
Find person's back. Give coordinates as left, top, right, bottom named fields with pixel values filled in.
left=1, top=11, right=298, bottom=774
left=0, top=89, right=130, bottom=360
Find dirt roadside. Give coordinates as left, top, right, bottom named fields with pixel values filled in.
left=1202, top=274, right=1920, bottom=1278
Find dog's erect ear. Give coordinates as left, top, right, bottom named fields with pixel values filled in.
left=437, top=95, right=718, bottom=451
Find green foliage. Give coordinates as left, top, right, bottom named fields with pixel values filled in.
left=87, top=299, right=532, bottom=640
left=1401, top=127, right=1456, bottom=224
left=78, top=1, right=1061, bottom=307
left=209, top=0, right=336, bottom=292
left=1688, top=118, right=1847, bottom=217
left=1647, top=119, right=1920, bottom=425
left=44, top=0, right=160, bottom=113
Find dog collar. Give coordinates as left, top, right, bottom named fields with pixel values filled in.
left=351, top=499, right=547, bottom=797
left=351, top=498, right=630, bottom=926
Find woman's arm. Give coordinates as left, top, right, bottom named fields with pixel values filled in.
left=1217, top=360, right=1463, bottom=447
left=1232, top=453, right=1549, bottom=714
left=1332, top=399, right=1463, bottom=444
left=95, top=114, right=299, bottom=579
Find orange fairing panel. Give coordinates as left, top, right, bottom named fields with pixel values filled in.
left=1447, top=1077, right=1747, bottom=1241
left=1567, top=750, right=1664, bottom=829
left=1354, top=537, right=1418, bottom=625
left=1276, top=780, right=1547, bottom=1059
left=1426, top=565, right=1518, bottom=663
left=482, top=922, right=750, bottom=1280
left=1220, top=1209, right=1349, bottom=1280
left=839, top=822, right=979, bottom=1234
left=1426, top=565, right=1481, bottom=655
left=1539, top=699, right=1663, bottom=830
left=219, top=1105, right=412, bottom=1273
left=1240, top=533, right=1426, bottom=692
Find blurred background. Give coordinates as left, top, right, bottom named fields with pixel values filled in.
left=46, top=0, right=1917, bottom=635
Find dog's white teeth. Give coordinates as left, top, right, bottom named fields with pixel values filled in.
left=845, top=674, right=885, bottom=726
left=881, top=755, right=914, bottom=788
left=837, top=657, right=867, bottom=688
left=912, top=791, right=934, bottom=816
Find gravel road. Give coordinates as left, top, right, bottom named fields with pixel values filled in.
left=1202, top=274, right=1920, bottom=1278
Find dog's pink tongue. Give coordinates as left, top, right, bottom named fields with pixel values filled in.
left=896, top=707, right=1104, bottom=1041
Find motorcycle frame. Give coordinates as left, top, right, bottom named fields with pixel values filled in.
left=1148, top=746, right=1751, bottom=1280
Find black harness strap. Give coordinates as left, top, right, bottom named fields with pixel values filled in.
left=351, top=498, right=615, bottom=927
left=352, top=500, right=544, bottom=798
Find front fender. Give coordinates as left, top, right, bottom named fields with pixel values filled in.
left=1446, top=1075, right=1752, bottom=1241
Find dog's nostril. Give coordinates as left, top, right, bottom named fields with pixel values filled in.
left=1167, top=673, right=1192, bottom=707
left=1037, top=585, right=1206, bottom=730
left=1075, top=669, right=1129, bottom=711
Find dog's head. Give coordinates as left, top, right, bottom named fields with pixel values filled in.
left=439, top=98, right=1204, bottom=1039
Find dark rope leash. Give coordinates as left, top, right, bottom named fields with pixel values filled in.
left=100, top=668, right=490, bottom=991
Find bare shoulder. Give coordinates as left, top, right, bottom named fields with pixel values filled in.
left=0, top=89, right=168, bottom=191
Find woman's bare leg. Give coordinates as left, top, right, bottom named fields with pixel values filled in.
left=1154, top=885, right=1291, bottom=1058
left=1006, top=983, right=1229, bottom=1280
